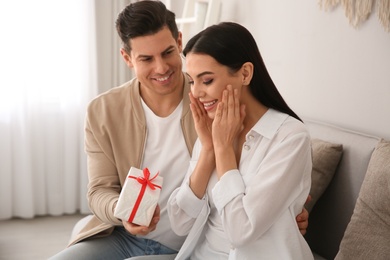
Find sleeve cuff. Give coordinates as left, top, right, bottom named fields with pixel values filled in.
left=212, top=169, right=245, bottom=213
left=176, top=178, right=207, bottom=218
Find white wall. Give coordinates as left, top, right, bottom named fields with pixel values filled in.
left=219, top=0, right=390, bottom=140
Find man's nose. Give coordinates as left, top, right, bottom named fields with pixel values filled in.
left=154, top=57, right=169, bottom=74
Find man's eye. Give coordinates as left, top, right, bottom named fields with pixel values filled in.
left=164, top=50, right=174, bottom=56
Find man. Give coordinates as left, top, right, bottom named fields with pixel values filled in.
left=50, top=1, right=308, bottom=259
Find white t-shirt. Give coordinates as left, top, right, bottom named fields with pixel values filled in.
left=140, top=99, right=191, bottom=251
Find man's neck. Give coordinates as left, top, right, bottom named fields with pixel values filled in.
left=140, top=80, right=184, bottom=117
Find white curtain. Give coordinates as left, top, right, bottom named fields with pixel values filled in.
left=0, top=0, right=98, bottom=219
left=94, top=0, right=134, bottom=94
left=0, top=0, right=176, bottom=220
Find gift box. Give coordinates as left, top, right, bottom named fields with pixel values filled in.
left=114, top=167, right=163, bottom=226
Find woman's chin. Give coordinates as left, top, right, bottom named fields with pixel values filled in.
left=207, top=111, right=215, bottom=120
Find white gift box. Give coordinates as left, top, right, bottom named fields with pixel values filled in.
left=114, top=167, right=163, bottom=226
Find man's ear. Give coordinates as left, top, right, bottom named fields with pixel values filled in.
left=241, top=62, right=254, bottom=86
left=177, top=31, right=183, bottom=53
left=120, top=48, right=134, bottom=68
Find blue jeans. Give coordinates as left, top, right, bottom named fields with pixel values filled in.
left=49, top=226, right=178, bottom=260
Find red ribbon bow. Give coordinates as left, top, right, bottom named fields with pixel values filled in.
left=127, top=168, right=161, bottom=223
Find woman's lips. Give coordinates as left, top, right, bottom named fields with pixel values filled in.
left=202, top=100, right=218, bottom=111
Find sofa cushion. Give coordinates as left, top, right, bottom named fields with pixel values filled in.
left=306, top=139, right=343, bottom=212
left=335, top=139, right=390, bottom=260
left=304, top=119, right=380, bottom=259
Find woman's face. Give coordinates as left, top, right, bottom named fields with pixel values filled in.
left=185, top=53, right=243, bottom=119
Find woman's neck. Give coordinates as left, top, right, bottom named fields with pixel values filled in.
left=241, top=92, right=268, bottom=134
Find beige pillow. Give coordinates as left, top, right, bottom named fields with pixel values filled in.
left=335, top=139, right=390, bottom=260
left=306, top=139, right=343, bottom=212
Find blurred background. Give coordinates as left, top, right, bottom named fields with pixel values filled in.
left=0, top=0, right=389, bottom=228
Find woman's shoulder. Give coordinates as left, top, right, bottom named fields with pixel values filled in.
left=255, top=109, right=308, bottom=138
left=279, top=113, right=310, bottom=141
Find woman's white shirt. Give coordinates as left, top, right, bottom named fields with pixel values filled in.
left=168, top=109, right=314, bottom=260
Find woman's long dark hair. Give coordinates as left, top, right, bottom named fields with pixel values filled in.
left=183, top=22, right=301, bottom=122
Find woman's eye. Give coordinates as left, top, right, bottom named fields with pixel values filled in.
left=203, top=79, right=213, bottom=85
left=188, top=80, right=194, bottom=85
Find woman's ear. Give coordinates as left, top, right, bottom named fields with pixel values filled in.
left=241, top=62, right=254, bottom=86
left=120, top=48, right=134, bottom=68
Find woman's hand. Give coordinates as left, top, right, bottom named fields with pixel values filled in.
left=189, top=92, right=213, bottom=151
left=212, top=85, right=245, bottom=177
left=212, top=85, right=245, bottom=151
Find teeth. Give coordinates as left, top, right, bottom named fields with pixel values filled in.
left=203, top=100, right=216, bottom=107
left=156, top=75, right=169, bottom=81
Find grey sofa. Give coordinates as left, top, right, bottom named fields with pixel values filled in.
left=304, top=119, right=390, bottom=260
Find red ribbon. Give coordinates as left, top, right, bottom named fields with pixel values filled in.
left=127, top=168, right=161, bottom=223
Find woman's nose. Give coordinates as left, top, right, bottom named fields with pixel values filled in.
left=191, top=84, right=205, bottom=98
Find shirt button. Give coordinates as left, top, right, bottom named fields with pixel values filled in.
left=248, top=135, right=254, bottom=140
left=244, top=144, right=250, bottom=150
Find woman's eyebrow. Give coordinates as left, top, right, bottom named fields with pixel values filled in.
left=195, top=71, right=214, bottom=78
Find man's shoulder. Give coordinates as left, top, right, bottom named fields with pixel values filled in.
left=88, top=78, right=138, bottom=110
left=93, top=79, right=136, bottom=102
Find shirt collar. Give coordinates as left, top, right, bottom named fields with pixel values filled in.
left=250, top=108, right=289, bottom=140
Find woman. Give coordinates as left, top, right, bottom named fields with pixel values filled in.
left=167, top=22, right=313, bottom=259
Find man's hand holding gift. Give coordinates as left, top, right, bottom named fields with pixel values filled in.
left=122, top=205, right=160, bottom=236
left=114, top=167, right=163, bottom=235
